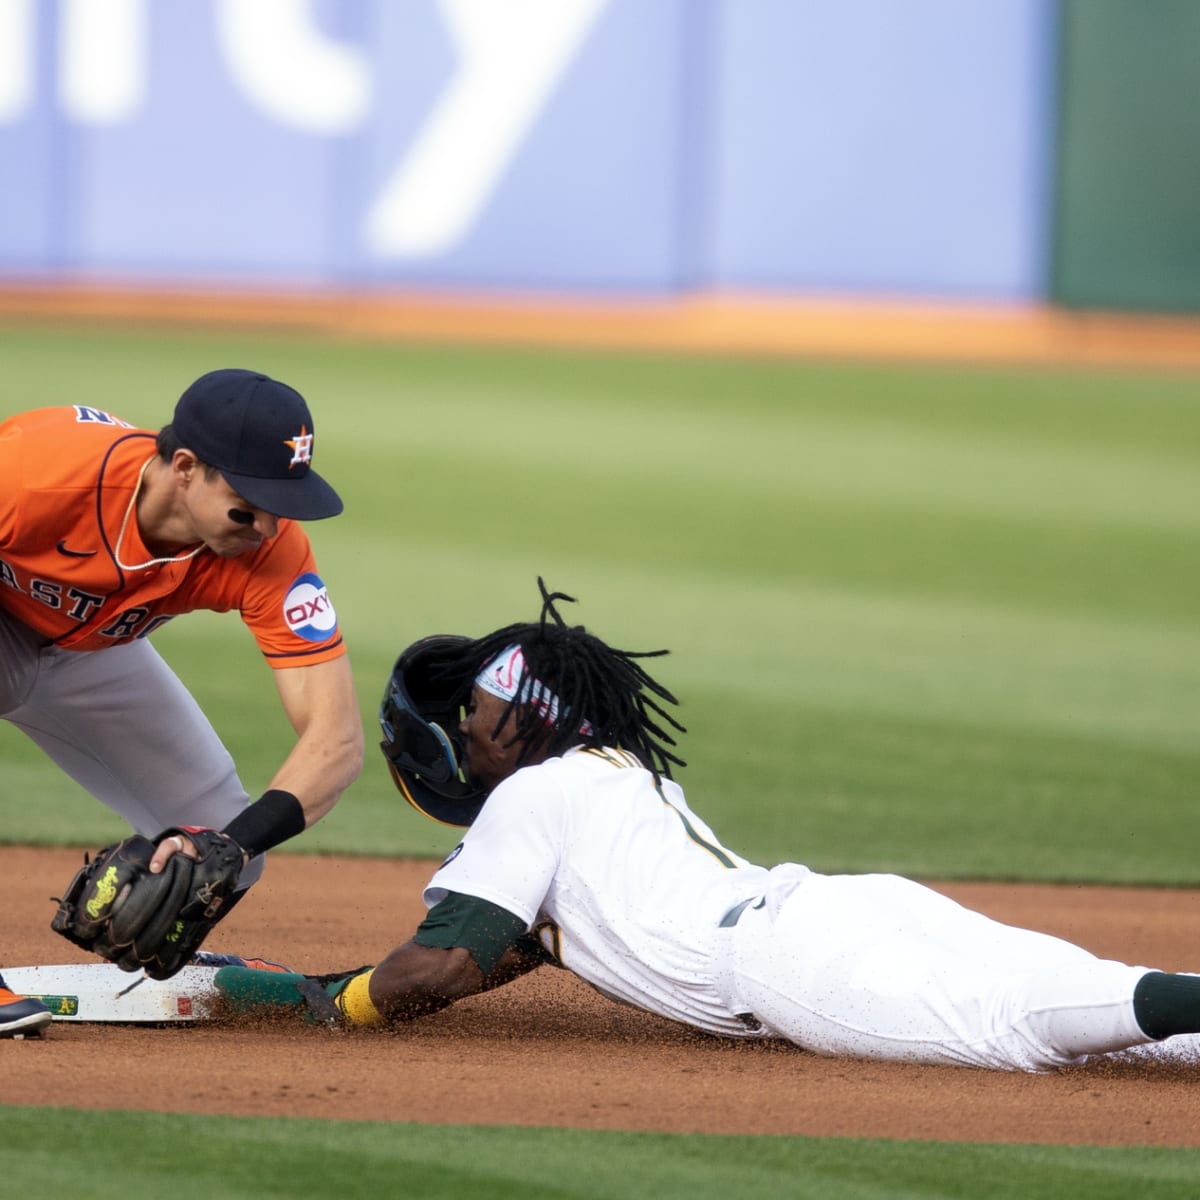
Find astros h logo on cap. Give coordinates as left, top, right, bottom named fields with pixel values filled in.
left=171, top=369, right=343, bottom=520
left=285, top=427, right=314, bottom=468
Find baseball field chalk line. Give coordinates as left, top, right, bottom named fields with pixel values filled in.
left=6, top=963, right=220, bottom=1023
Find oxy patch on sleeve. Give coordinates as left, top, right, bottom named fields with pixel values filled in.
left=282, top=572, right=338, bottom=642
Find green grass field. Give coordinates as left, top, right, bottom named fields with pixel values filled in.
left=3, top=1109, right=1200, bottom=1200
left=2, top=322, right=1197, bottom=880
left=2, top=322, right=1200, bottom=1193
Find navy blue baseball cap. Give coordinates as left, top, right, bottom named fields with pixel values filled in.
left=172, top=369, right=343, bottom=520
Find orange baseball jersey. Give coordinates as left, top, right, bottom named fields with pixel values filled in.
left=0, top=405, right=346, bottom=665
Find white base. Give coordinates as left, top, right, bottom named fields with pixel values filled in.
left=6, top=963, right=221, bottom=1023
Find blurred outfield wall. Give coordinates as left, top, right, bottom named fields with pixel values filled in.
left=0, top=0, right=1196, bottom=313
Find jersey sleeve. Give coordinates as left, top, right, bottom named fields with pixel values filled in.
left=413, top=891, right=529, bottom=975
left=237, top=521, right=346, bottom=667
left=423, top=768, right=567, bottom=927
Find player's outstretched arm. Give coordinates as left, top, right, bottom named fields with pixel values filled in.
left=366, top=936, right=543, bottom=1022
left=213, top=937, right=542, bottom=1026
left=267, top=654, right=364, bottom=825
left=145, top=656, right=363, bottom=877
left=215, top=893, right=545, bottom=1026
left=370, top=941, right=488, bottom=1019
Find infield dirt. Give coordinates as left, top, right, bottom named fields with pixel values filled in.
left=5, top=845, right=1199, bottom=1146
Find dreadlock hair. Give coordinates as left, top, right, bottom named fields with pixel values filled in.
left=440, top=578, right=686, bottom=779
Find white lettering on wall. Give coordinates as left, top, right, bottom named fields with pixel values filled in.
left=363, top=0, right=607, bottom=257
left=0, top=0, right=34, bottom=121
left=215, top=0, right=370, bottom=135
left=0, top=0, right=608, bottom=258
left=59, top=0, right=147, bottom=123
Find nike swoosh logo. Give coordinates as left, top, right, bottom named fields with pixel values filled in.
left=56, top=540, right=97, bottom=558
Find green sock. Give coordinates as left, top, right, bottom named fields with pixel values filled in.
left=1132, top=971, right=1200, bottom=1040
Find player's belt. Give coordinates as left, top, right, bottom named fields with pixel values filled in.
left=718, top=896, right=765, bottom=927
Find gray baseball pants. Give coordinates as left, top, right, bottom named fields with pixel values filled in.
left=0, top=608, right=264, bottom=889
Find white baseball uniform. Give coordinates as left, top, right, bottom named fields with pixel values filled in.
left=424, top=746, right=1155, bottom=1071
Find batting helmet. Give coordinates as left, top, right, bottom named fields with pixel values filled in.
left=378, top=634, right=488, bottom=828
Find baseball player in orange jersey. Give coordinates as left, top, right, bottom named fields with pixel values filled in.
left=0, top=369, right=364, bottom=1035
left=222, top=581, right=1200, bottom=1071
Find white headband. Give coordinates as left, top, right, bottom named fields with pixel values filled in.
left=475, top=645, right=592, bottom=735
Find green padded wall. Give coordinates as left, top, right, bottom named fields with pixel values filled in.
left=1053, top=0, right=1200, bottom=312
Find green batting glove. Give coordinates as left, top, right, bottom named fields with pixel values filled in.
left=213, top=964, right=369, bottom=1026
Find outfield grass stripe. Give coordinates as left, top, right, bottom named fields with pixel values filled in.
left=309, top=537, right=1200, bottom=755
left=2, top=1108, right=1200, bottom=1200
left=690, top=696, right=1200, bottom=881
left=344, top=400, right=1200, bottom=537
left=1, top=328, right=1198, bottom=884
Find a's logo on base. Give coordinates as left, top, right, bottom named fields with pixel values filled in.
left=31, top=994, right=80, bottom=1016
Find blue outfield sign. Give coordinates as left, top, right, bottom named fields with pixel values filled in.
left=0, top=0, right=1054, bottom=300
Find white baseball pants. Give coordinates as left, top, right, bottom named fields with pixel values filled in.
left=727, top=865, right=1153, bottom=1071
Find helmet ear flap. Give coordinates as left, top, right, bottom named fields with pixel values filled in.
left=379, top=635, right=488, bottom=827
left=385, top=708, right=459, bottom=786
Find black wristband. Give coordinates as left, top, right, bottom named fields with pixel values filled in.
left=222, top=789, right=307, bottom=858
